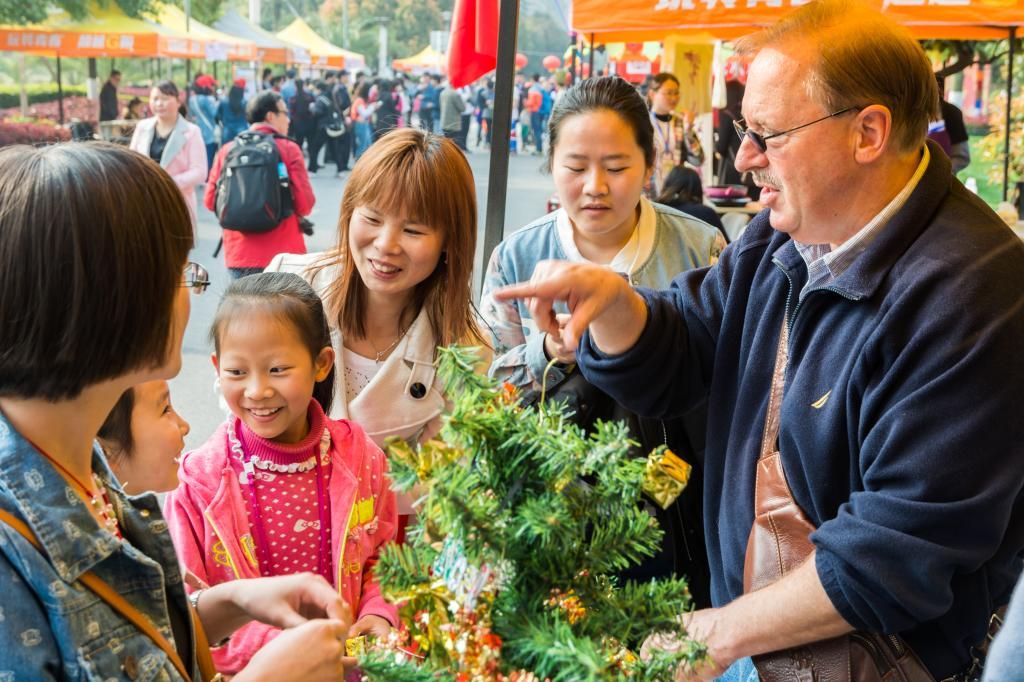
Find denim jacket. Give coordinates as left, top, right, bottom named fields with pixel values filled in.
left=481, top=198, right=725, bottom=392
left=0, top=411, right=198, bottom=681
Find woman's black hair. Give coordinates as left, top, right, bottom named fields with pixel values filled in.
left=0, top=143, right=193, bottom=400
left=656, top=165, right=704, bottom=205
left=98, top=388, right=136, bottom=459
left=210, top=272, right=335, bottom=414
left=228, top=84, right=245, bottom=116
left=546, top=76, right=655, bottom=171
left=247, top=91, right=284, bottom=125
left=155, top=79, right=179, bottom=99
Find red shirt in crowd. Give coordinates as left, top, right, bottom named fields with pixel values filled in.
left=204, top=123, right=315, bottom=269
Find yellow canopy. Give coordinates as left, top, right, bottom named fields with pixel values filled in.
left=392, top=45, right=445, bottom=73
left=275, top=18, right=365, bottom=69
left=151, top=4, right=257, bottom=61
left=0, top=2, right=206, bottom=58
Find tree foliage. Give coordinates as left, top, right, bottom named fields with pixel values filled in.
left=0, top=0, right=158, bottom=25
left=319, top=0, right=445, bottom=70
left=923, top=38, right=1024, bottom=79
left=359, top=347, right=704, bottom=681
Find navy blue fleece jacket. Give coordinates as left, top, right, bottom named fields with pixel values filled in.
left=578, top=144, right=1024, bottom=678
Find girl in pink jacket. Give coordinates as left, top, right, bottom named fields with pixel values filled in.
left=166, top=271, right=398, bottom=675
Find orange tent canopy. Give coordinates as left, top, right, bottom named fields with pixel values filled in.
left=572, top=0, right=1024, bottom=42
left=0, top=2, right=207, bottom=58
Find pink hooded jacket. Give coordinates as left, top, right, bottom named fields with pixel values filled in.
left=165, top=414, right=398, bottom=674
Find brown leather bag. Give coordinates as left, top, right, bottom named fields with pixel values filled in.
left=742, top=321, right=933, bottom=682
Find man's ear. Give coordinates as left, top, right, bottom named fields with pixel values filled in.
left=852, top=104, right=892, bottom=165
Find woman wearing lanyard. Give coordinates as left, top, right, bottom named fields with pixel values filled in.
left=481, top=77, right=723, bottom=604
left=647, top=72, right=704, bottom=197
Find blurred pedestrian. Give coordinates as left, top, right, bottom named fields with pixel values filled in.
left=189, top=74, right=219, bottom=171
left=99, top=69, right=121, bottom=122
left=217, top=78, right=249, bottom=145
left=130, top=80, right=207, bottom=227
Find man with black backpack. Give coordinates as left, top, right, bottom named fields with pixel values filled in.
left=204, top=91, right=315, bottom=279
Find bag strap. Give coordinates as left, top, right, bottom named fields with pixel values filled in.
left=0, top=507, right=211, bottom=682
left=760, top=319, right=790, bottom=461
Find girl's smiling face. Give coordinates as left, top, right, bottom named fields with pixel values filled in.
left=212, top=311, right=334, bottom=444
left=106, top=380, right=190, bottom=495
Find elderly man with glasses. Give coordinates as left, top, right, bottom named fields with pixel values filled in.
left=493, top=1, right=1024, bottom=680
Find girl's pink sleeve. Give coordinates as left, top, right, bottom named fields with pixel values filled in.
left=210, top=621, right=282, bottom=675
left=165, top=462, right=282, bottom=674
left=355, top=442, right=399, bottom=626
left=165, top=472, right=214, bottom=591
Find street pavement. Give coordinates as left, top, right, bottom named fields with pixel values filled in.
left=170, top=141, right=554, bottom=451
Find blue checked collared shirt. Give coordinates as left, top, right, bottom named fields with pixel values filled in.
left=794, top=146, right=930, bottom=299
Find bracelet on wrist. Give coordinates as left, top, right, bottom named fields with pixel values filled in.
left=188, top=588, right=232, bottom=648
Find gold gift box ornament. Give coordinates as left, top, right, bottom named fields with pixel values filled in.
left=641, top=446, right=692, bottom=509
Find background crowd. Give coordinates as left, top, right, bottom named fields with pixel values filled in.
left=2, top=2, right=1023, bottom=680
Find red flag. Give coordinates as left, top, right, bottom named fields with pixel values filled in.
left=447, top=0, right=499, bottom=88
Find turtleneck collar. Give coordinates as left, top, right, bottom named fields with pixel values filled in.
left=236, top=399, right=327, bottom=466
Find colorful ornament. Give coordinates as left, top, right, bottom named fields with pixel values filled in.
left=641, top=446, right=692, bottom=509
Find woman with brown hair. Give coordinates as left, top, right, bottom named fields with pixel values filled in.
left=267, top=126, right=488, bottom=452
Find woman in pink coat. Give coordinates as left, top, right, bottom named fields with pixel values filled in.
left=130, top=80, right=208, bottom=227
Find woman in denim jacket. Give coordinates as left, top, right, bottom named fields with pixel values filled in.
left=0, top=143, right=356, bottom=681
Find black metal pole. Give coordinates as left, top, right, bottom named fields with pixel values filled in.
left=57, top=55, right=64, bottom=125
left=479, top=0, right=521, bottom=296
left=589, top=33, right=596, bottom=78
left=1003, top=27, right=1016, bottom=202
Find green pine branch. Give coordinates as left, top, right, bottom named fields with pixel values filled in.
left=364, top=346, right=705, bottom=680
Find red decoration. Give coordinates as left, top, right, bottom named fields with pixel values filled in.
left=542, top=55, right=561, bottom=71
left=514, top=52, right=528, bottom=70
left=447, top=0, right=498, bottom=88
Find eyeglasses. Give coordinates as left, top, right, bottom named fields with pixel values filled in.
left=181, top=262, right=210, bottom=294
left=733, top=107, right=857, bottom=153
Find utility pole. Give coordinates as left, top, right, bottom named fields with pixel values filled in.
left=378, top=22, right=389, bottom=76
left=342, top=0, right=350, bottom=48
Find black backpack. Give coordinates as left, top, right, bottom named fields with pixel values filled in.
left=214, top=131, right=293, bottom=234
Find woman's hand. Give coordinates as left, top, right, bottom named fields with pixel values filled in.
left=348, top=614, right=393, bottom=640
left=235, top=618, right=356, bottom=682
left=543, top=314, right=577, bottom=365
left=199, top=573, right=353, bottom=643
left=494, top=261, right=648, bottom=356
left=232, top=572, right=354, bottom=630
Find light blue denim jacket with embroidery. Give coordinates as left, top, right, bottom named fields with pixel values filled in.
left=0, top=411, right=197, bottom=681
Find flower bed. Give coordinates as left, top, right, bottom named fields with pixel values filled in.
left=0, top=121, right=70, bottom=147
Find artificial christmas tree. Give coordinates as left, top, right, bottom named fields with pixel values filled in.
left=360, top=347, right=704, bottom=680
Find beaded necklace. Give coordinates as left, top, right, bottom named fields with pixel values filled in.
left=228, top=418, right=333, bottom=583
left=29, top=439, right=122, bottom=540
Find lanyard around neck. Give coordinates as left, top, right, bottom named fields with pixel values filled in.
left=229, top=420, right=334, bottom=584
left=651, top=111, right=676, bottom=154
